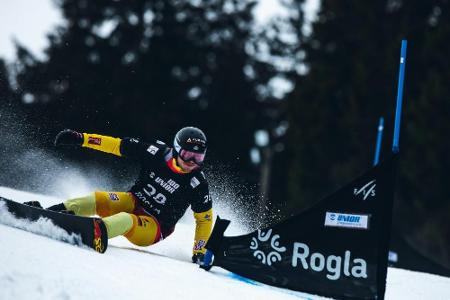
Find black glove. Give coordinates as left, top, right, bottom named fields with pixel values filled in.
left=54, top=129, right=84, bottom=146
left=192, top=253, right=204, bottom=264
left=192, top=251, right=214, bottom=271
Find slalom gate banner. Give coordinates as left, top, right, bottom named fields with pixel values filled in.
left=206, top=154, right=398, bottom=300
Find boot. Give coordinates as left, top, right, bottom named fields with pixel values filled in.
left=47, top=203, right=75, bottom=215
left=23, top=201, right=43, bottom=209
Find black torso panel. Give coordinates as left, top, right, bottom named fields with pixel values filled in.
left=120, top=138, right=211, bottom=233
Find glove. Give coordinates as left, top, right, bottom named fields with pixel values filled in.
left=192, top=250, right=214, bottom=271
left=54, top=129, right=84, bottom=146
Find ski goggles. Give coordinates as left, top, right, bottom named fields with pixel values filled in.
left=179, top=149, right=206, bottom=165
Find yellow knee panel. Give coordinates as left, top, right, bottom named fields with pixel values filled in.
left=102, top=212, right=134, bottom=239
left=94, top=191, right=135, bottom=217
left=65, top=191, right=159, bottom=247
left=124, top=214, right=161, bottom=247
left=63, top=193, right=96, bottom=216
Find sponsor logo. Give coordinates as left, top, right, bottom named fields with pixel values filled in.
left=94, top=238, right=103, bottom=253
left=292, top=242, right=367, bottom=280
left=93, top=220, right=104, bottom=253
left=129, top=138, right=139, bottom=143
left=138, top=216, right=150, bottom=227
left=187, top=137, right=205, bottom=145
left=108, top=193, right=119, bottom=201
left=194, top=240, right=206, bottom=250
left=354, top=179, right=376, bottom=200
left=147, top=145, right=159, bottom=155
left=324, top=212, right=369, bottom=230
left=250, top=232, right=368, bottom=281
left=88, top=137, right=102, bottom=145
left=156, top=140, right=165, bottom=145
left=250, top=229, right=286, bottom=266
left=191, top=177, right=200, bottom=188
left=154, top=177, right=179, bottom=194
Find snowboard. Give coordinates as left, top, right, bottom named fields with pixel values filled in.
left=0, top=197, right=108, bottom=253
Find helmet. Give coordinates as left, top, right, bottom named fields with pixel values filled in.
left=173, top=126, right=207, bottom=165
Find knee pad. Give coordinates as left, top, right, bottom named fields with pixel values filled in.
left=102, top=212, right=134, bottom=239
left=94, top=191, right=135, bottom=217
left=64, top=193, right=96, bottom=216
left=124, top=215, right=161, bottom=247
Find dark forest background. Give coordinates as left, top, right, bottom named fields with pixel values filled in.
left=0, top=0, right=449, bottom=269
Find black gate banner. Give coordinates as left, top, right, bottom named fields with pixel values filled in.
left=206, top=154, right=398, bottom=300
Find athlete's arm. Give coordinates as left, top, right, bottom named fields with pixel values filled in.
left=191, top=177, right=213, bottom=258
left=54, top=129, right=151, bottom=159
left=81, top=133, right=123, bottom=156
left=83, top=134, right=152, bottom=159
left=193, top=207, right=213, bottom=256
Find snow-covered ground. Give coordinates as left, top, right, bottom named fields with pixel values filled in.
left=1, top=187, right=450, bottom=300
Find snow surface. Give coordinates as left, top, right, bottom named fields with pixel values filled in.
left=1, top=187, right=450, bottom=300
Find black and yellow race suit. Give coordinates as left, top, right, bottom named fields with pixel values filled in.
left=81, top=133, right=213, bottom=254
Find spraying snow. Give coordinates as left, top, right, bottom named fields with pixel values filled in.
left=0, top=200, right=83, bottom=246
left=0, top=187, right=328, bottom=300
left=0, top=105, right=257, bottom=235
left=1, top=187, right=450, bottom=300
left=1, top=110, right=449, bottom=299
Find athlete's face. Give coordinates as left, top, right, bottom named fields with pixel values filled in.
left=177, top=156, right=200, bottom=172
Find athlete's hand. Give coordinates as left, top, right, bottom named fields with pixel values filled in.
left=192, top=250, right=213, bottom=271
left=54, top=129, right=84, bottom=146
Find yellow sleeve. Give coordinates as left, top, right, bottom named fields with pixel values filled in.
left=82, top=133, right=123, bottom=157
left=193, top=208, right=213, bottom=255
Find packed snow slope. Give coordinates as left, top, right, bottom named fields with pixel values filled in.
left=1, top=187, right=450, bottom=300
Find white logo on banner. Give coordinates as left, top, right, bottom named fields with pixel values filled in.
left=250, top=229, right=286, bottom=266
left=292, top=242, right=368, bottom=280
left=250, top=231, right=369, bottom=280
left=324, top=212, right=369, bottom=230
left=354, top=179, right=376, bottom=200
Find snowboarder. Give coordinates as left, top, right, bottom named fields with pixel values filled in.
left=44, top=127, right=212, bottom=264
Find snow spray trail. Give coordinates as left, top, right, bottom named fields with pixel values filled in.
left=0, top=200, right=83, bottom=246
left=0, top=106, right=258, bottom=232
left=205, top=163, right=266, bottom=235
left=0, top=104, right=132, bottom=201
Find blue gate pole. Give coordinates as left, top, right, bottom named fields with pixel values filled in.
left=392, top=40, right=408, bottom=153
left=373, top=117, right=384, bottom=166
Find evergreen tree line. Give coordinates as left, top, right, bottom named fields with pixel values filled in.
left=283, top=0, right=450, bottom=267
left=0, top=0, right=448, bottom=267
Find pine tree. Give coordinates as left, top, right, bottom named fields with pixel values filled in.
left=284, top=0, right=450, bottom=267
left=13, top=0, right=279, bottom=179
left=285, top=1, right=397, bottom=210
left=0, top=59, right=13, bottom=103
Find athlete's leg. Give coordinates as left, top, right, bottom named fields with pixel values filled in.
left=49, top=193, right=96, bottom=216
left=102, top=213, right=162, bottom=246
left=93, top=191, right=135, bottom=217
left=49, top=191, right=135, bottom=217
left=50, top=192, right=160, bottom=246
